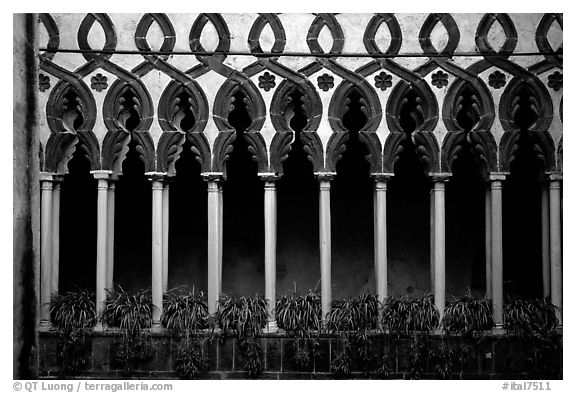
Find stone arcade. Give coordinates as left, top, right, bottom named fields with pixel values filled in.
left=13, top=13, right=563, bottom=378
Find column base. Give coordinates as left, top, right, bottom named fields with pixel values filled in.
left=491, top=325, right=506, bottom=335
left=151, top=322, right=164, bottom=334
left=94, top=322, right=105, bottom=332
left=265, top=320, right=278, bottom=333
left=39, top=320, right=52, bottom=332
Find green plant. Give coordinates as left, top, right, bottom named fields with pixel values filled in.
left=504, top=297, right=558, bottom=335
left=382, top=294, right=440, bottom=334
left=430, top=341, right=469, bottom=379
left=407, top=334, right=428, bottom=379
left=327, top=293, right=379, bottom=332
left=330, top=339, right=352, bottom=377
left=161, top=287, right=210, bottom=335
left=443, top=290, right=493, bottom=334
left=50, top=289, right=97, bottom=332
left=49, top=289, right=96, bottom=375
left=275, top=289, right=322, bottom=333
left=102, top=286, right=153, bottom=335
left=215, top=294, right=267, bottom=378
left=174, top=341, right=207, bottom=379
left=102, top=286, right=154, bottom=373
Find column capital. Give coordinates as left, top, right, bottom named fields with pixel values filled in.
left=259, top=172, right=281, bottom=183
left=145, top=171, right=168, bottom=181
left=488, top=172, right=508, bottom=182
left=315, top=172, right=336, bottom=182
left=201, top=172, right=225, bottom=183
left=39, top=172, right=64, bottom=183
left=371, top=173, right=394, bottom=183
left=429, top=173, right=451, bottom=183
left=547, top=172, right=562, bottom=182
left=90, top=170, right=115, bottom=180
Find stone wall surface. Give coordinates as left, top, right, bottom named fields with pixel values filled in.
left=38, top=331, right=562, bottom=380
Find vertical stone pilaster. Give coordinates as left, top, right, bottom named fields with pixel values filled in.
left=106, top=180, right=116, bottom=291
left=39, top=173, right=55, bottom=329
left=549, top=174, right=562, bottom=325
left=431, top=174, right=449, bottom=322
left=261, top=173, right=279, bottom=331
left=162, top=181, right=170, bottom=293
left=50, top=176, right=64, bottom=295
left=372, top=173, right=392, bottom=304
left=541, top=181, right=551, bottom=299
left=489, top=173, right=507, bottom=329
left=91, top=170, right=113, bottom=331
left=203, top=173, right=224, bottom=315
left=485, top=184, right=492, bottom=298
left=146, top=172, right=166, bottom=331
left=316, top=172, right=335, bottom=321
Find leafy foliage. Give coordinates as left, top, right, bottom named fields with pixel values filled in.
left=330, top=339, right=352, bottom=377
left=102, top=286, right=154, bottom=373
left=504, top=297, right=558, bottom=335
left=175, top=342, right=207, bottom=379
left=443, top=291, right=493, bottom=334
left=275, top=289, right=322, bottom=333
left=382, top=294, right=440, bottom=334
left=327, top=293, right=379, bottom=332
left=102, top=286, right=153, bottom=335
left=161, top=287, right=210, bottom=335
left=49, top=289, right=96, bottom=375
left=215, top=294, right=268, bottom=378
left=50, top=289, right=97, bottom=332
left=430, top=341, right=469, bottom=379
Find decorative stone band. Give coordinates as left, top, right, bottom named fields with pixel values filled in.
left=201, top=172, right=225, bottom=183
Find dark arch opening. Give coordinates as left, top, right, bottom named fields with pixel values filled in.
left=332, top=88, right=374, bottom=298
left=277, top=90, right=320, bottom=295
left=168, top=140, right=207, bottom=292
left=174, top=90, right=197, bottom=132
left=59, top=146, right=97, bottom=293
left=446, top=83, right=486, bottom=297
left=113, top=139, right=152, bottom=292
left=221, top=90, right=264, bottom=296
left=504, top=85, right=544, bottom=298
left=388, top=86, right=430, bottom=297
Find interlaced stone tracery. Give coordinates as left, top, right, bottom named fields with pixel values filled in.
left=35, top=13, right=562, bottom=333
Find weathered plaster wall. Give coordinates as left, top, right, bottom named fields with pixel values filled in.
left=13, top=13, right=40, bottom=379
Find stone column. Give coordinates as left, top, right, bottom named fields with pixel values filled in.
left=541, top=181, right=551, bottom=299
left=261, top=174, right=279, bottom=331
left=316, top=172, right=335, bottom=321
left=485, top=184, right=492, bottom=298
left=91, top=170, right=113, bottom=330
left=50, top=176, right=64, bottom=294
left=39, top=173, right=55, bottom=328
left=549, top=173, right=562, bottom=325
left=106, top=179, right=116, bottom=291
left=431, top=174, right=449, bottom=321
left=162, top=181, right=170, bottom=293
left=218, top=184, right=223, bottom=296
left=146, top=172, right=166, bottom=331
left=372, top=174, right=392, bottom=303
left=430, top=185, right=435, bottom=291
left=203, top=173, right=224, bottom=314
left=489, top=173, right=506, bottom=329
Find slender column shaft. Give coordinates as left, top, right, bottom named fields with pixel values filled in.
left=218, top=186, right=223, bottom=296
left=541, top=183, right=551, bottom=298
left=162, top=183, right=170, bottom=292
left=374, top=180, right=388, bottom=302
left=432, top=180, right=446, bottom=320
left=264, top=179, right=278, bottom=328
left=485, top=185, right=492, bottom=298
left=151, top=179, right=164, bottom=327
left=430, top=189, right=436, bottom=291
left=95, top=177, right=109, bottom=329
left=318, top=176, right=333, bottom=320
left=40, top=179, right=54, bottom=326
left=50, top=182, right=61, bottom=294
left=206, top=179, right=221, bottom=314
left=549, top=177, right=562, bottom=325
left=490, top=176, right=505, bottom=328
left=106, top=182, right=115, bottom=290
